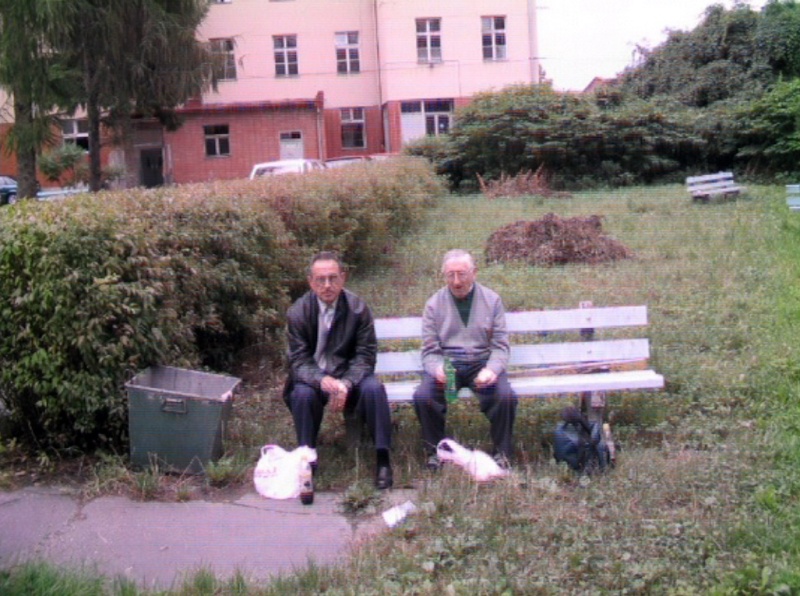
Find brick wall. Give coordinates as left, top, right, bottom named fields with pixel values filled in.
left=164, top=106, right=323, bottom=184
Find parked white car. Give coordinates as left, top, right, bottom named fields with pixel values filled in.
left=249, top=159, right=326, bottom=180
left=324, top=156, right=372, bottom=169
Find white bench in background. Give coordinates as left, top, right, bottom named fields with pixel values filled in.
left=374, top=303, right=664, bottom=421
left=787, top=184, right=800, bottom=211
left=686, top=172, right=744, bottom=202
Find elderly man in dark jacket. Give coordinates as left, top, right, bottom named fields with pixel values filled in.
left=283, top=251, right=393, bottom=489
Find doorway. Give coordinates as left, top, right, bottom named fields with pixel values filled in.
left=140, top=148, right=164, bottom=188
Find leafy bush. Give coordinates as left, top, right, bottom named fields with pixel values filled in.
left=442, top=84, right=705, bottom=190
left=0, top=158, right=442, bottom=451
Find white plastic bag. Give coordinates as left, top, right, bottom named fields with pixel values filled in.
left=436, top=438, right=508, bottom=482
left=253, top=445, right=317, bottom=500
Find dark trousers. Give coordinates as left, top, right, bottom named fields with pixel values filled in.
left=413, top=361, right=517, bottom=458
left=285, top=374, right=392, bottom=451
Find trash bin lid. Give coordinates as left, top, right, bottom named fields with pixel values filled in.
left=125, top=366, right=241, bottom=402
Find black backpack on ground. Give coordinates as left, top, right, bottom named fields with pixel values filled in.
left=553, top=407, right=612, bottom=475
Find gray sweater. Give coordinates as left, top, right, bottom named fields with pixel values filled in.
left=421, top=282, right=510, bottom=376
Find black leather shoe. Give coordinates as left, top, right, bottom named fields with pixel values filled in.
left=375, top=464, right=393, bottom=490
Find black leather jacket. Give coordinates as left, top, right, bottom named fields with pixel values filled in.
left=283, top=288, right=377, bottom=396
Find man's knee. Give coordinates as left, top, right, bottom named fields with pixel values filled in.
left=290, top=383, right=320, bottom=407
left=358, top=375, right=385, bottom=397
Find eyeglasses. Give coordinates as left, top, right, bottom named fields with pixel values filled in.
left=444, top=270, right=473, bottom=281
left=312, top=274, right=342, bottom=286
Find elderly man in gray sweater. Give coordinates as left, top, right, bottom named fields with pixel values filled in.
left=413, top=249, right=518, bottom=471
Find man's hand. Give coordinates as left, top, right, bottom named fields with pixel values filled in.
left=434, top=365, right=446, bottom=385
left=474, top=367, right=497, bottom=389
left=322, top=375, right=349, bottom=412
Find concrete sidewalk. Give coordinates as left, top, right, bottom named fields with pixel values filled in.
left=0, top=485, right=414, bottom=591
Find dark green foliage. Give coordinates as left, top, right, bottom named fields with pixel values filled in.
left=437, top=85, right=705, bottom=189
left=735, top=78, right=800, bottom=173
left=0, top=159, right=441, bottom=451
left=0, top=203, right=172, bottom=450
left=617, top=4, right=770, bottom=107
left=756, top=0, right=800, bottom=79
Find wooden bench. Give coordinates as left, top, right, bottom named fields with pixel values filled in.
left=374, top=303, right=664, bottom=421
left=787, top=184, right=800, bottom=211
left=686, top=172, right=744, bottom=202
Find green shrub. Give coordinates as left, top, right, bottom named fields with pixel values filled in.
left=0, top=190, right=297, bottom=450
left=0, top=159, right=442, bottom=452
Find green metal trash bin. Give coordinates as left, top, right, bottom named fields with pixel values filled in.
left=126, top=366, right=241, bottom=474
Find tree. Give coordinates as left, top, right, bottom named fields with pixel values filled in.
left=755, top=0, right=800, bottom=79
left=0, top=0, right=81, bottom=199
left=617, top=4, right=770, bottom=107
left=56, top=0, right=214, bottom=191
left=735, top=79, right=800, bottom=172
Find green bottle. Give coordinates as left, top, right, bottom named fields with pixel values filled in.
left=444, top=357, right=457, bottom=403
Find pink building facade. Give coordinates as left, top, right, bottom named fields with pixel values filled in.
left=147, top=0, right=540, bottom=185
left=1, top=1, right=539, bottom=187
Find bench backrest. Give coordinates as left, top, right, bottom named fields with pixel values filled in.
left=788, top=184, right=800, bottom=211
left=374, top=305, right=651, bottom=376
left=686, top=172, right=736, bottom=195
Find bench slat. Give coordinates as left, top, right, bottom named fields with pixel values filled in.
left=383, top=370, right=664, bottom=403
left=686, top=172, right=743, bottom=198
left=510, top=338, right=650, bottom=367
left=686, top=172, right=734, bottom=184
left=374, top=305, right=649, bottom=340
left=374, top=317, right=422, bottom=340
left=505, top=306, right=647, bottom=332
left=375, top=338, right=651, bottom=375
left=510, top=369, right=664, bottom=395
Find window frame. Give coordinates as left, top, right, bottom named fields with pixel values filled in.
left=204, top=124, right=231, bottom=157
left=335, top=31, right=360, bottom=75
left=401, top=99, right=453, bottom=137
left=61, top=118, right=90, bottom=150
left=481, top=16, right=507, bottom=61
left=415, top=18, right=442, bottom=64
left=209, top=38, right=237, bottom=81
left=340, top=107, right=366, bottom=149
left=274, top=34, right=299, bottom=77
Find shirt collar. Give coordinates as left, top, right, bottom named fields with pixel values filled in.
left=317, top=296, right=338, bottom=312
left=450, top=284, right=475, bottom=302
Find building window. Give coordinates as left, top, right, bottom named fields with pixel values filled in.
left=482, top=16, right=506, bottom=60
left=335, top=31, right=360, bottom=74
left=209, top=38, right=237, bottom=80
left=341, top=108, right=365, bottom=148
left=416, top=18, right=441, bottom=63
left=204, top=124, right=230, bottom=157
left=401, top=100, right=453, bottom=137
left=274, top=35, right=298, bottom=76
left=61, top=118, right=89, bottom=150
left=424, top=100, right=453, bottom=135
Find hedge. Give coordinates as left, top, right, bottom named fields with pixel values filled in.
left=0, top=157, right=442, bottom=451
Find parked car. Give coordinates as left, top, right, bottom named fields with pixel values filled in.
left=324, top=156, right=372, bottom=169
left=249, top=159, right=326, bottom=180
left=0, top=176, right=18, bottom=205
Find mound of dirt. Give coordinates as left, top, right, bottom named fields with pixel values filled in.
left=485, top=213, right=633, bottom=266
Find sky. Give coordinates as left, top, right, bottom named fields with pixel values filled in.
left=537, top=0, right=768, bottom=91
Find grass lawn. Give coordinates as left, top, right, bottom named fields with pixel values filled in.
left=5, top=182, right=800, bottom=594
